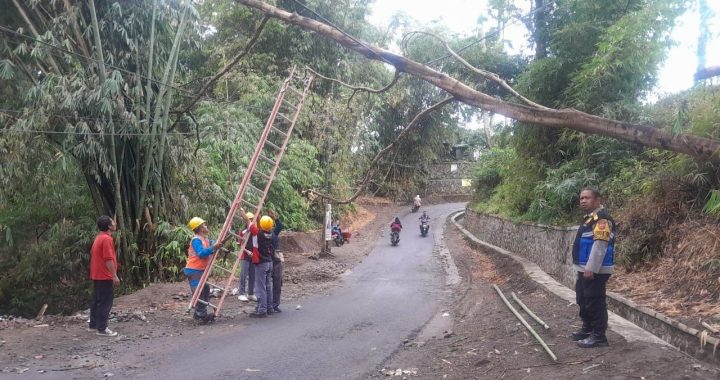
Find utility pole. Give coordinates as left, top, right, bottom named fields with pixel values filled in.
left=318, top=136, right=334, bottom=257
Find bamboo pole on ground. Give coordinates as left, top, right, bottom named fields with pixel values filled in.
left=511, top=292, right=550, bottom=330
left=493, top=285, right=557, bottom=361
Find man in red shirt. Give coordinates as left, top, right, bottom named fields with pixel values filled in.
left=88, top=215, right=120, bottom=337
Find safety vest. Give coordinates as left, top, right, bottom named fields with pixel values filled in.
left=186, top=235, right=211, bottom=270
left=572, top=208, right=615, bottom=269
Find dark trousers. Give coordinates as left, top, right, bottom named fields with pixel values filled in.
left=272, top=261, right=283, bottom=308
left=89, top=280, right=114, bottom=331
left=254, top=261, right=273, bottom=314
left=187, top=272, right=210, bottom=317
left=575, top=272, right=611, bottom=337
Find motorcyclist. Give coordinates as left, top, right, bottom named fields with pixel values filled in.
left=419, top=211, right=430, bottom=235
left=331, top=220, right=342, bottom=237
left=413, top=195, right=422, bottom=208
left=331, top=220, right=343, bottom=244
left=390, top=217, right=403, bottom=233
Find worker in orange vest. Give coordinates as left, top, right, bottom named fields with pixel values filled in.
left=185, top=217, right=223, bottom=322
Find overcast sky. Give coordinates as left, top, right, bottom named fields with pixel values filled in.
left=369, top=0, right=720, bottom=96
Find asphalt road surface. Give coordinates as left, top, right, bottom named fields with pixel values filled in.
left=119, top=203, right=465, bottom=379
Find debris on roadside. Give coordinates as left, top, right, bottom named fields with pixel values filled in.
left=380, top=368, right=418, bottom=377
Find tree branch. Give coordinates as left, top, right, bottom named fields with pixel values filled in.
left=235, top=0, right=720, bottom=159
left=307, top=67, right=400, bottom=95
left=170, top=15, right=270, bottom=128
left=304, top=96, right=456, bottom=204
left=407, top=31, right=549, bottom=110
left=695, top=65, right=720, bottom=81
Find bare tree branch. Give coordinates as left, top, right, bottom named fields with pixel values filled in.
left=235, top=0, right=720, bottom=159
left=307, top=67, right=401, bottom=94
left=407, top=31, right=549, bottom=110
left=170, top=15, right=270, bottom=128
left=305, top=96, right=456, bottom=204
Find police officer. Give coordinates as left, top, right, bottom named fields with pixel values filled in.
left=571, top=187, right=615, bottom=348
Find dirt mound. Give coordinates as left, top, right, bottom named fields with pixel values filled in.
left=281, top=231, right=320, bottom=254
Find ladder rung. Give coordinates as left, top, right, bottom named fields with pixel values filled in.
left=242, top=199, right=258, bottom=210
left=289, top=87, right=304, bottom=97
left=196, top=299, right=218, bottom=309
left=271, top=126, right=288, bottom=138
left=265, top=140, right=282, bottom=151
left=254, top=171, right=271, bottom=181
left=227, top=230, right=240, bottom=239
left=206, top=281, right=223, bottom=290
left=247, top=183, right=264, bottom=195
left=260, top=155, right=276, bottom=166
left=283, top=101, right=297, bottom=111
left=213, top=265, right=232, bottom=274
left=277, top=113, right=292, bottom=123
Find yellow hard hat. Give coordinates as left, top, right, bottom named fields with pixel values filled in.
left=187, top=217, right=206, bottom=231
left=259, top=215, right=274, bottom=232
left=245, top=212, right=255, bottom=220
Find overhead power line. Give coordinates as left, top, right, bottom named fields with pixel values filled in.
left=0, top=128, right=193, bottom=136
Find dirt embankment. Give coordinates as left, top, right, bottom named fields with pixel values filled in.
left=609, top=188, right=720, bottom=328
left=0, top=197, right=401, bottom=375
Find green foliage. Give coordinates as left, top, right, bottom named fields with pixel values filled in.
left=472, top=147, right=514, bottom=201
left=703, top=190, right=720, bottom=217
left=0, top=220, right=95, bottom=316
left=566, top=0, right=684, bottom=112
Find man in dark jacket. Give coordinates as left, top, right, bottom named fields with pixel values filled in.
left=250, top=215, right=275, bottom=318
left=268, top=209, right=284, bottom=313
left=571, top=187, right=615, bottom=348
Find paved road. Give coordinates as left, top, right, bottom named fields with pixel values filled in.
left=119, top=203, right=465, bottom=379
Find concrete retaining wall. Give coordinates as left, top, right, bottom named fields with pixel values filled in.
left=426, top=162, right=473, bottom=196
left=460, top=209, right=720, bottom=364
left=462, top=211, right=578, bottom=288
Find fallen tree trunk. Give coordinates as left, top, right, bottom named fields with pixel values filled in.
left=695, top=66, right=720, bottom=81
left=235, top=0, right=720, bottom=160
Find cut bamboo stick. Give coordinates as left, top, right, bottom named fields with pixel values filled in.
left=511, top=292, right=550, bottom=330
left=493, top=285, right=557, bottom=361
left=35, top=304, right=48, bottom=321
left=702, top=321, right=719, bottom=334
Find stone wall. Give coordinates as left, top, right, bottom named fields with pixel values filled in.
left=426, top=162, right=474, bottom=196
left=462, top=210, right=578, bottom=287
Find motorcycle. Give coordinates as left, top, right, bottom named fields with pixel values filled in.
left=331, top=230, right=345, bottom=247
left=420, top=220, right=429, bottom=237
left=390, top=230, right=400, bottom=246
left=411, top=204, right=420, bottom=213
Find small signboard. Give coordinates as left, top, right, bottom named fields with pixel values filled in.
left=324, top=204, right=332, bottom=241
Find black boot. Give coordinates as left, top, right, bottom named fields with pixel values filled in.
left=570, top=326, right=592, bottom=341
left=576, top=334, right=609, bottom=348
